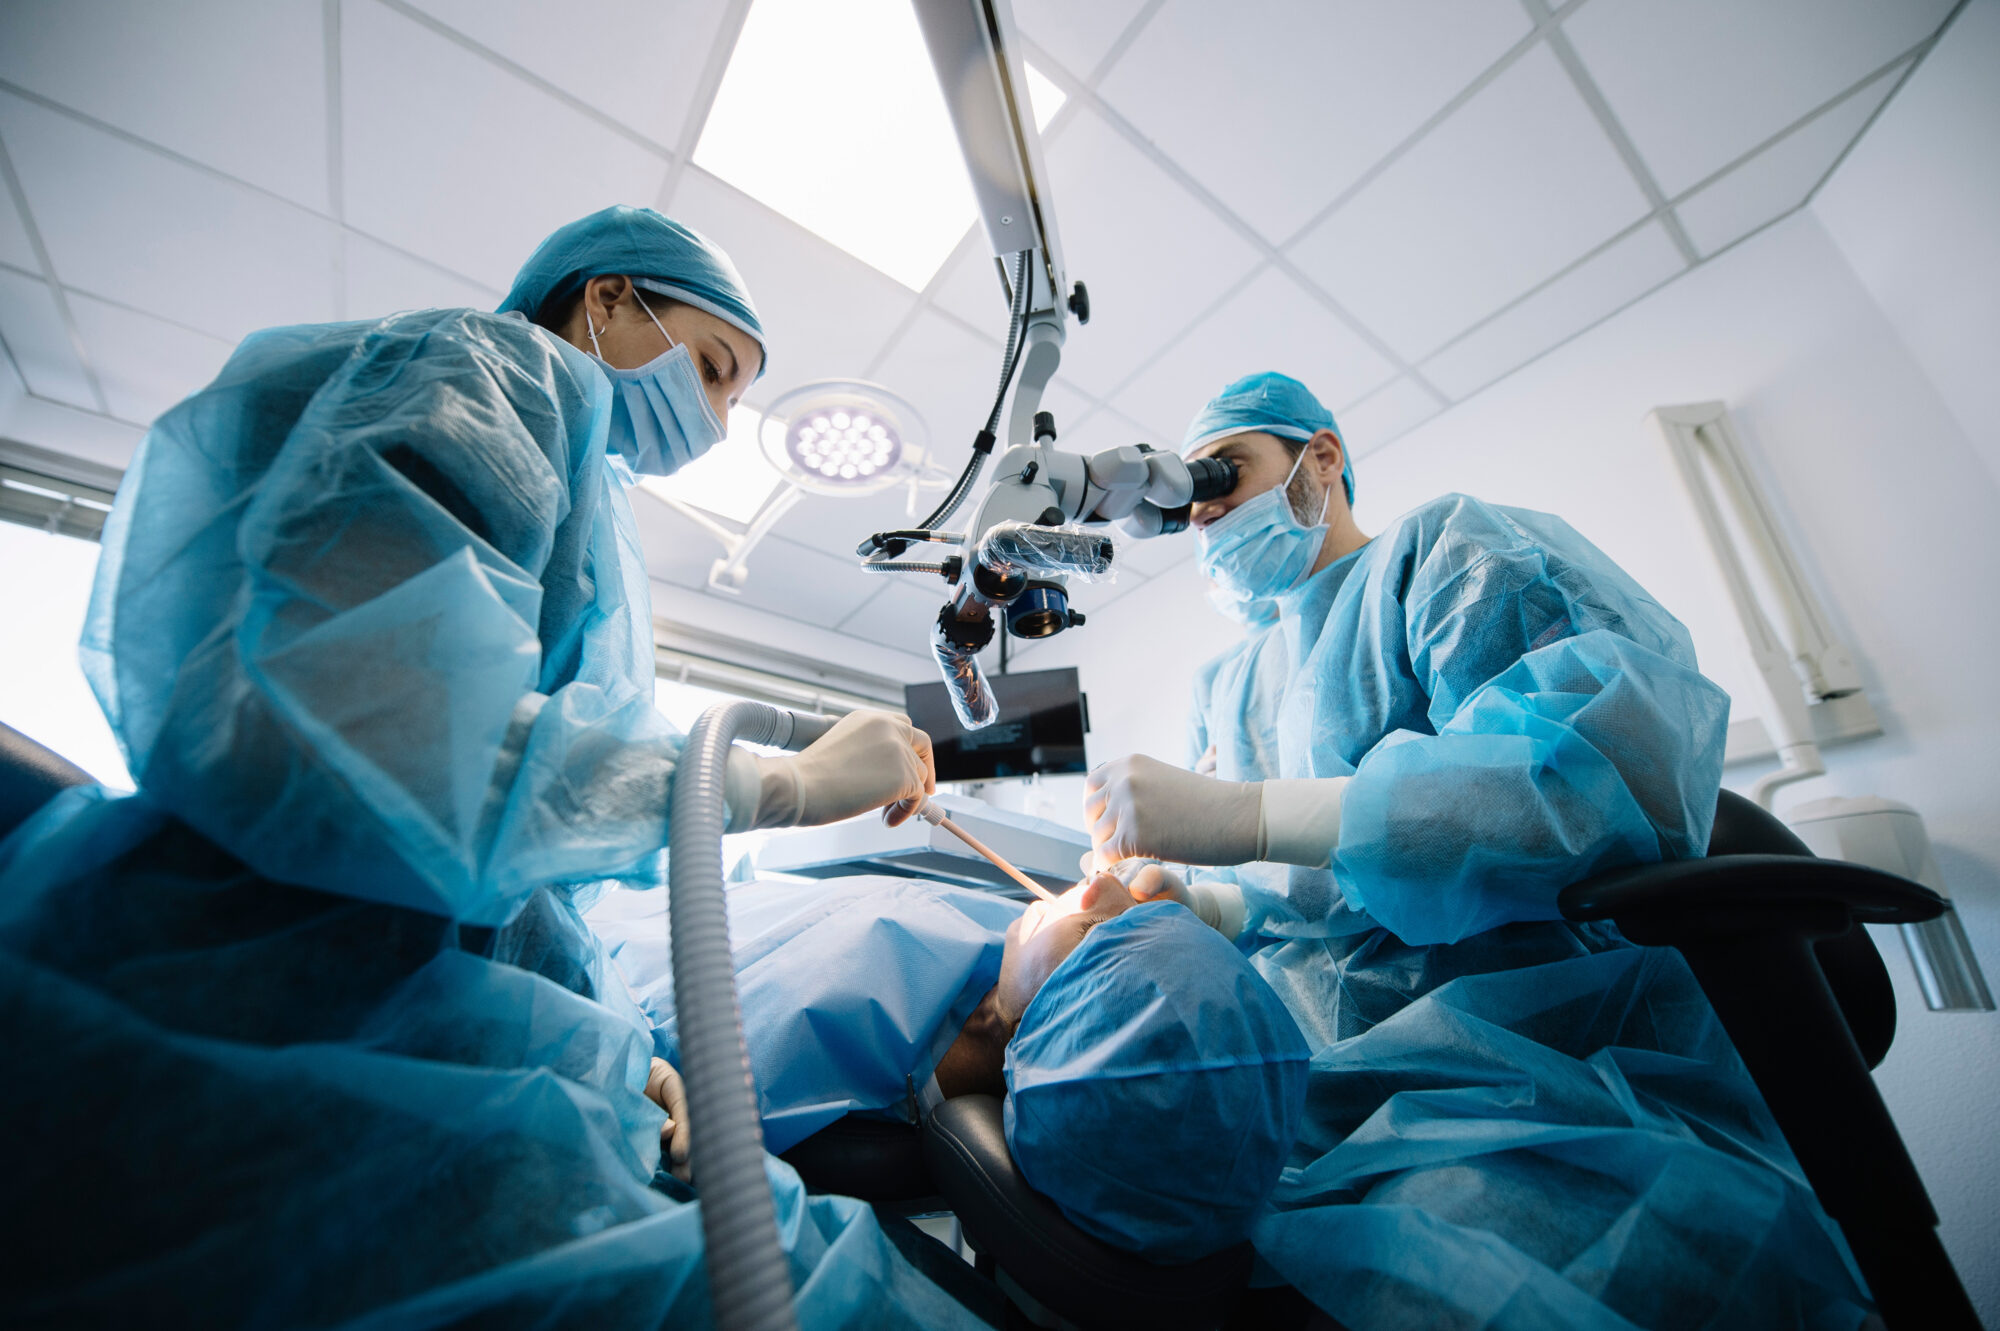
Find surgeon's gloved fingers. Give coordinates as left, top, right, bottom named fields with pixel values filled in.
left=1086, top=754, right=1263, bottom=867
left=1195, top=744, right=1219, bottom=777
left=1126, top=864, right=1190, bottom=907
left=755, top=709, right=935, bottom=828
left=647, top=1058, right=694, bottom=1183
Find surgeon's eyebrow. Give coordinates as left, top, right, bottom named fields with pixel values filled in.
left=711, top=335, right=741, bottom=385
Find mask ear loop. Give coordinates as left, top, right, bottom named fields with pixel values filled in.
left=1281, top=441, right=1333, bottom=526
left=630, top=283, right=680, bottom=351
left=585, top=279, right=681, bottom=360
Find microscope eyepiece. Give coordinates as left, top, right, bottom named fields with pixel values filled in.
left=1184, top=455, right=1238, bottom=502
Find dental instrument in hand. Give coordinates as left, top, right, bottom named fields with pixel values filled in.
left=911, top=798, right=1059, bottom=901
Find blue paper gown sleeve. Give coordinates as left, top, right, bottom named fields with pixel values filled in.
left=83, top=310, right=682, bottom=924
left=1332, top=506, right=1730, bottom=945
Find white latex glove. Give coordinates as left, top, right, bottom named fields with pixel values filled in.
left=1083, top=755, right=1262, bottom=871
left=1194, top=743, right=1219, bottom=776
left=1095, top=861, right=1247, bottom=940
left=646, top=1057, right=692, bottom=1182
left=736, top=708, right=936, bottom=829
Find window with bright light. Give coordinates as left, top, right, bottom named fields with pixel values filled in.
left=0, top=522, right=133, bottom=788
left=635, top=403, right=783, bottom=524
left=696, top=0, right=1067, bottom=291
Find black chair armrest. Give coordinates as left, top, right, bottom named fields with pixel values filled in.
left=924, top=1095, right=1252, bottom=1331
left=1560, top=853, right=1946, bottom=936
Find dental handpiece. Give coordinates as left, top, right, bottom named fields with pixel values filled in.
left=912, top=799, right=1059, bottom=901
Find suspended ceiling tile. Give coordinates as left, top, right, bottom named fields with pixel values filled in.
left=629, top=488, right=731, bottom=587
left=671, top=168, right=915, bottom=398
left=835, top=579, right=953, bottom=659
left=341, top=0, right=669, bottom=293
left=1040, top=109, right=1261, bottom=399
left=1420, top=221, right=1684, bottom=399
left=0, top=268, right=93, bottom=410
left=68, top=293, right=235, bottom=426
left=1336, top=376, right=1439, bottom=458
left=0, top=186, right=37, bottom=270
left=1097, top=0, right=1531, bottom=244
left=342, top=231, right=502, bottom=321
left=0, top=0, right=330, bottom=211
left=1057, top=405, right=1156, bottom=455
left=869, top=308, right=1008, bottom=467
left=1012, top=0, right=1151, bottom=79
left=776, top=483, right=940, bottom=563
left=0, top=93, right=340, bottom=342
left=402, top=0, right=734, bottom=149
left=1111, top=265, right=1397, bottom=444
left=1564, top=0, right=1956, bottom=199
left=1676, top=76, right=1900, bottom=258
left=723, top=532, right=881, bottom=629
left=928, top=242, right=1018, bottom=340
left=1287, top=45, right=1650, bottom=363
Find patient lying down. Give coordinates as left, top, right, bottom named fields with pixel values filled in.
left=589, top=872, right=1309, bottom=1260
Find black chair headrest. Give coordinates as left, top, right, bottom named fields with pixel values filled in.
left=924, top=1094, right=1253, bottom=1331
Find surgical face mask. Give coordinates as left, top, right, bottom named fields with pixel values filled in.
left=1206, top=586, right=1281, bottom=629
left=587, top=287, right=726, bottom=477
left=1197, top=445, right=1330, bottom=602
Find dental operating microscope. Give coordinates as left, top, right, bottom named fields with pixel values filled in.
left=856, top=0, right=1240, bottom=729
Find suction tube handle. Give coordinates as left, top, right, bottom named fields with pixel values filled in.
left=730, top=708, right=838, bottom=752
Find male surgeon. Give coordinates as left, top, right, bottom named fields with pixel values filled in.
left=1085, top=372, right=1875, bottom=1329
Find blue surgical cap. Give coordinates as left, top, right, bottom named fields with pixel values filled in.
left=498, top=205, right=767, bottom=378
left=1183, top=371, right=1353, bottom=503
left=1004, top=902, right=1310, bottom=1260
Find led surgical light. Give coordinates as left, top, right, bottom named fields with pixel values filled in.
left=763, top=380, right=928, bottom=497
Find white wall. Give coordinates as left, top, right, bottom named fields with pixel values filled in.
left=1032, top=23, right=2000, bottom=1313
left=1815, top=0, right=2000, bottom=495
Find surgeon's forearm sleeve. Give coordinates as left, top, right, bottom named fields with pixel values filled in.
left=1335, top=628, right=1728, bottom=946
left=1257, top=778, right=1349, bottom=869
left=130, top=315, right=687, bottom=922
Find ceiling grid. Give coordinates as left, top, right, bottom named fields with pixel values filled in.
left=0, top=0, right=1965, bottom=675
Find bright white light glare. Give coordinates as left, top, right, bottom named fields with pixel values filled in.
left=638, top=404, right=782, bottom=524
left=0, top=523, right=132, bottom=788
left=697, top=0, right=1066, bottom=291
left=1023, top=62, right=1065, bottom=132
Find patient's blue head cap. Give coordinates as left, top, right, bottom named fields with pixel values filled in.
left=1004, top=901, right=1310, bottom=1260
left=1183, top=371, right=1352, bottom=503
left=499, top=205, right=766, bottom=378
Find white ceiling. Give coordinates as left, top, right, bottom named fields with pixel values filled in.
left=0, top=0, right=1961, bottom=678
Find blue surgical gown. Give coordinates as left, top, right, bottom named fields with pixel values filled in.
left=1188, top=494, right=1871, bottom=1328
left=590, top=876, right=1022, bottom=1153
left=0, top=310, right=987, bottom=1329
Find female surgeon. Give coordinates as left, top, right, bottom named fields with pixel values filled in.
left=1086, top=372, right=1875, bottom=1329
left=0, top=207, right=985, bottom=1329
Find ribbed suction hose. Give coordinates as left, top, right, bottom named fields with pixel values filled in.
left=670, top=702, right=834, bottom=1331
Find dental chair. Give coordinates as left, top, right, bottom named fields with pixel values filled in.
left=1559, top=788, right=1979, bottom=1330
left=785, top=789, right=1977, bottom=1331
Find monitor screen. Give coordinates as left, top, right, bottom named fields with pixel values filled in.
left=903, top=667, right=1089, bottom=783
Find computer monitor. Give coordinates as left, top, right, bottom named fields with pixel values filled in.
left=903, top=667, right=1089, bottom=783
